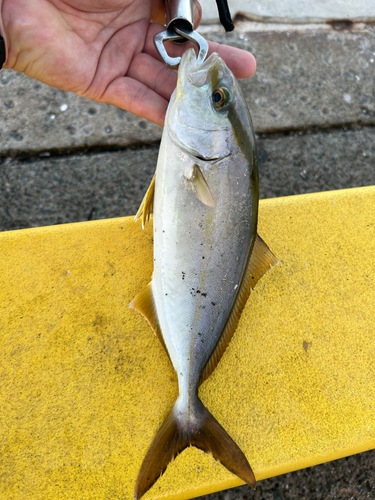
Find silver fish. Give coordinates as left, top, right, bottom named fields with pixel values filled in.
left=131, top=48, right=277, bottom=500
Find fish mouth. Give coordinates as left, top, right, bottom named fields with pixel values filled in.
left=190, top=153, right=227, bottom=165
left=179, top=49, right=223, bottom=87
left=168, top=126, right=229, bottom=165
left=190, top=153, right=225, bottom=163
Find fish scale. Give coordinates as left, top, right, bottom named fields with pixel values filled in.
left=154, top=164, right=249, bottom=381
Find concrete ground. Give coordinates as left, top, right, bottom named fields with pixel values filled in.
left=199, top=0, right=374, bottom=24
left=1, top=8, right=375, bottom=500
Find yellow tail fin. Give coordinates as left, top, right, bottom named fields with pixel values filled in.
left=135, top=397, right=255, bottom=499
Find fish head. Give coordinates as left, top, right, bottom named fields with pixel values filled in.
left=166, top=48, right=255, bottom=163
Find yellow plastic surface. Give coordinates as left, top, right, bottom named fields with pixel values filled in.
left=1, top=186, right=375, bottom=500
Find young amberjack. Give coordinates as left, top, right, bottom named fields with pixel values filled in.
left=131, top=48, right=277, bottom=499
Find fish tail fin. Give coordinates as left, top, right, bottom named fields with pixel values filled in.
left=134, top=405, right=188, bottom=500
left=191, top=398, right=256, bottom=489
left=134, top=397, right=256, bottom=500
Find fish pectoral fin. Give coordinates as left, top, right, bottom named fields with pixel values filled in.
left=186, top=164, right=215, bottom=207
left=134, top=173, right=155, bottom=229
left=135, top=397, right=255, bottom=500
left=129, top=282, right=169, bottom=358
left=200, top=234, right=278, bottom=384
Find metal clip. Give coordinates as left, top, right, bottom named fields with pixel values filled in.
left=154, top=26, right=208, bottom=69
left=154, top=0, right=208, bottom=69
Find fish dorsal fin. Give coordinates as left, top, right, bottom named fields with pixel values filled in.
left=199, top=234, right=278, bottom=385
left=186, top=164, right=215, bottom=207
left=134, top=173, right=155, bottom=229
left=129, top=281, right=170, bottom=358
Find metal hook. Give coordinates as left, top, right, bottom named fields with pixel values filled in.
left=154, top=26, right=208, bottom=69
left=153, top=0, right=208, bottom=69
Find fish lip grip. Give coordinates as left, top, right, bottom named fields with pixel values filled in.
left=154, top=26, right=208, bottom=69
left=154, top=0, right=209, bottom=69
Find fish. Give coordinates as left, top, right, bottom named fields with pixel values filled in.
left=130, top=47, right=277, bottom=500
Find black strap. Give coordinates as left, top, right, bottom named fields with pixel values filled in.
left=215, top=0, right=234, bottom=31
left=0, top=35, right=5, bottom=69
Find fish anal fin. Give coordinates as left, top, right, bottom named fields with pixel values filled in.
left=134, top=173, right=155, bottom=229
left=187, top=164, right=215, bottom=207
left=200, top=234, right=278, bottom=384
left=129, top=282, right=169, bottom=357
left=247, top=234, right=278, bottom=288
left=135, top=397, right=255, bottom=500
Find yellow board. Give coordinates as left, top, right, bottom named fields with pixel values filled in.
left=1, top=186, right=375, bottom=500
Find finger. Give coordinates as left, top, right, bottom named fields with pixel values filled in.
left=83, top=20, right=153, bottom=101
left=127, top=52, right=177, bottom=101
left=193, top=1, right=202, bottom=29
left=99, top=75, right=168, bottom=127
left=206, top=42, right=256, bottom=78
left=150, top=0, right=166, bottom=25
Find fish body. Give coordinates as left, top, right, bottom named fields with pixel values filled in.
left=131, top=48, right=276, bottom=499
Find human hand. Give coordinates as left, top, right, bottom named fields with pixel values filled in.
left=0, top=0, right=256, bottom=126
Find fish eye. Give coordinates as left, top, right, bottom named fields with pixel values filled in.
left=212, top=87, right=231, bottom=110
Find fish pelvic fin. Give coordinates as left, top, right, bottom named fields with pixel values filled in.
left=186, top=164, right=215, bottom=207
left=134, top=173, right=155, bottom=229
left=200, top=234, right=278, bottom=384
left=135, top=397, right=256, bottom=500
